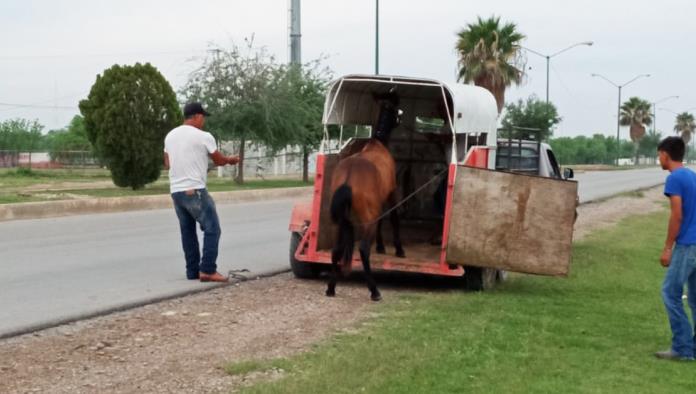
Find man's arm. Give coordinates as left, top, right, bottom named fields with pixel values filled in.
left=209, top=150, right=240, bottom=166
left=164, top=152, right=170, bottom=170
left=661, top=195, right=683, bottom=267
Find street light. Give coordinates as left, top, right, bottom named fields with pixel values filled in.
left=375, top=0, right=379, bottom=74
left=523, top=41, right=593, bottom=103
left=651, top=96, right=679, bottom=134
left=591, top=73, right=651, bottom=165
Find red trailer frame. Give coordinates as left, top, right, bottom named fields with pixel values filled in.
left=288, top=75, right=499, bottom=279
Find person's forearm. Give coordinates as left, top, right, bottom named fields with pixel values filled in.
left=665, top=214, right=681, bottom=248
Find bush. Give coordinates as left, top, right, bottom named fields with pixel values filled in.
left=79, top=63, right=182, bottom=189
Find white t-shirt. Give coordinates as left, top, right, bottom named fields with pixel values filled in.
left=164, top=125, right=218, bottom=193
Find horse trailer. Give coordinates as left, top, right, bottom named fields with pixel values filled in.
left=288, top=75, right=578, bottom=290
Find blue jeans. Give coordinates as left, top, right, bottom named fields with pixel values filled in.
left=662, top=244, right=696, bottom=358
left=171, top=189, right=221, bottom=278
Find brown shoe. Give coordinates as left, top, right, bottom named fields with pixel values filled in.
left=199, top=272, right=229, bottom=283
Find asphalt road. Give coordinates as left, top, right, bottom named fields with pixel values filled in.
left=0, top=199, right=298, bottom=338
left=574, top=166, right=668, bottom=203
left=0, top=167, right=671, bottom=338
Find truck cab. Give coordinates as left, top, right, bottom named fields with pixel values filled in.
left=496, top=139, right=574, bottom=180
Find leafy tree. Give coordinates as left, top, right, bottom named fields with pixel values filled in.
left=638, top=128, right=662, bottom=163
left=0, top=118, right=44, bottom=151
left=674, top=112, right=695, bottom=144
left=280, top=62, right=331, bottom=182
left=181, top=42, right=330, bottom=184
left=619, top=96, right=652, bottom=165
left=500, top=96, right=561, bottom=141
left=455, top=16, right=525, bottom=113
left=45, top=115, right=94, bottom=164
left=549, top=134, right=634, bottom=165
left=79, top=63, right=181, bottom=189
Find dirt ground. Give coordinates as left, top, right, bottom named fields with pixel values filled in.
left=0, top=187, right=667, bottom=394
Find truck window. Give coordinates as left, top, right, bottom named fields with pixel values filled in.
left=496, top=146, right=538, bottom=171
left=546, top=149, right=562, bottom=178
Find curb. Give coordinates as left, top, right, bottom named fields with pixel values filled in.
left=578, top=182, right=664, bottom=205
left=0, top=268, right=291, bottom=341
left=0, top=186, right=313, bottom=222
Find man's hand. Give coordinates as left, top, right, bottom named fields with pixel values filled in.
left=660, top=247, right=672, bottom=267
left=227, top=155, right=240, bottom=165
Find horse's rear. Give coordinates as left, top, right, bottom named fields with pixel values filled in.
left=327, top=139, right=401, bottom=302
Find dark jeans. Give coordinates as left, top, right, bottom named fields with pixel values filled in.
left=662, top=244, right=696, bottom=358
left=171, top=189, right=221, bottom=278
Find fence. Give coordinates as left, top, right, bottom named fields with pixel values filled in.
left=0, top=151, right=99, bottom=169
left=218, top=151, right=317, bottom=180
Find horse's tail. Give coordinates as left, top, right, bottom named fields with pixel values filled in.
left=330, top=184, right=354, bottom=265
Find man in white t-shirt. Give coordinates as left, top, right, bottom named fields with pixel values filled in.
left=164, top=102, right=239, bottom=283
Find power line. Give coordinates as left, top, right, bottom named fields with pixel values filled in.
left=0, top=102, right=76, bottom=110
left=0, top=49, right=207, bottom=61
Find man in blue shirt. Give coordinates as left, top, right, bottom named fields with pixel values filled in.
left=656, top=136, right=696, bottom=361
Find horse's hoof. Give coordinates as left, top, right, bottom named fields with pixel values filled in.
left=376, top=245, right=386, bottom=254
left=371, top=293, right=382, bottom=302
left=395, top=249, right=406, bottom=258
left=326, top=289, right=336, bottom=297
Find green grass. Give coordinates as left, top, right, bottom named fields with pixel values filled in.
left=0, top=167, right=112, bottom=188
left=233, top=210, right=695, bottom=394
left=0, top=168, right=311, bottom=203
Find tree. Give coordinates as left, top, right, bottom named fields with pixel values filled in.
left=280, top=61, right=331, bottom=182
left=619, top=97, right=652, bottom=165
left=79, top=63, right=181, bottom=189
left=45, top=115, right=94, bottom=164
left=0, top=118, right=44, bottom=151
left=455, top=16, right=525, bottom=113
left=500, top=96, right=561, bottom=141
left=638, top=128, right=662, bottom=164
left=674, top=112, right=695, bottom=144
left=181, top=42, right=328, bottom=184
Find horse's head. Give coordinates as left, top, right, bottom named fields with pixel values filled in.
left=372, top=91, right=400, bottom=145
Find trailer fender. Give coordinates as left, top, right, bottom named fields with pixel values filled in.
left=289, top=200, right=312, bottom=232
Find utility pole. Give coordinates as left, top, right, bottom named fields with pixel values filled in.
left=289, top=0, right=301, bottom=65
left=591, top=73, right=650, bottom=166
left=523, top=41, right=593, bottom=104
left=375, top=0, right=379, bottom=74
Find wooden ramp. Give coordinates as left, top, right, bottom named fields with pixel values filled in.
left=446, top=166, right=577, bottom=276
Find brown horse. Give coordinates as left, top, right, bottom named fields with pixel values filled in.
left=326, top=95, right=403, bottom=301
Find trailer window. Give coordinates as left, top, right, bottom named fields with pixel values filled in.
left=415, top=117, right=446, bottom=134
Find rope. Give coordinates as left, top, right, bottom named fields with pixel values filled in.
left=362, top=167, right=449, bottom=226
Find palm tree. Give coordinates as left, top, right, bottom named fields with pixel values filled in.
left=619, top=97, right=652, bottom=165
left=674, top=112, right=696, bottom=144
left=455, top=16, right=525, bottom=113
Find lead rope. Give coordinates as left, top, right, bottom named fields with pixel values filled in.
left=363, top=167, right=449, bottom=226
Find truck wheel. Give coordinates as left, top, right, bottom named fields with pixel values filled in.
left=464, top=266, right=497, bottom=291
left=290, top=232, right=320, bottom=279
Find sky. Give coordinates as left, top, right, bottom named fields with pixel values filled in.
left=0, top=0, right=694, bottom=139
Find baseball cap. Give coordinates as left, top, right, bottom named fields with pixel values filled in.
left=183, top=102, right=210, bottom=117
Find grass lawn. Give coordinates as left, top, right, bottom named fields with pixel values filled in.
left=231, top=210, right=695, bottom=394
left=0, top=167, right=112, bottom=188
left=0, top=168, right=310, bottom=203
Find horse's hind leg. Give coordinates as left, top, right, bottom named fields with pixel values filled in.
left=387, top=193, right=405, bottom=258
left=326, top=248, right=340, bottom=297
left=359, top=228, right=381, bottom=301
left=375, top=218, right=386, bottom=254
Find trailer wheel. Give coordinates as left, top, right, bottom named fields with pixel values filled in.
left=464, top=266, right=497, bottom=291
left=290, top=232, right=320, bottom=279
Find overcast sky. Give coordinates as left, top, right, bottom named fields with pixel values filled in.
left=1, top=0, right=693, bottom=139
